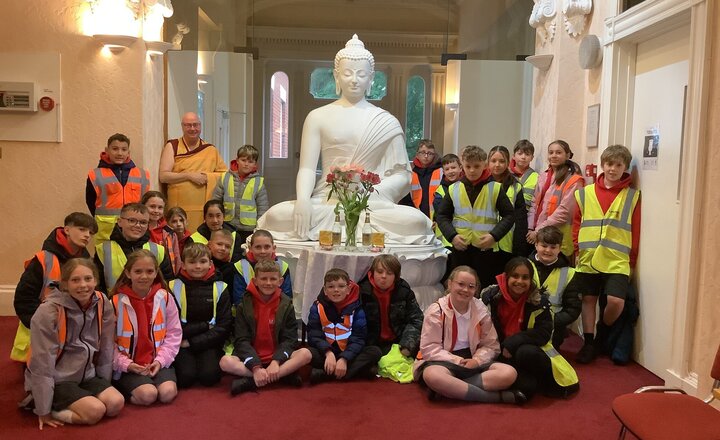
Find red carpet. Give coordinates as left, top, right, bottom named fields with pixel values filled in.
left=0, top=316, right=661, bottom=439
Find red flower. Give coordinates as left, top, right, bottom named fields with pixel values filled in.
left=326, top=173, right=335, bottom=183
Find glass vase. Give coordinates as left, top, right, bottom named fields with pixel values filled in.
left=344, top=211, right=361, bottom=248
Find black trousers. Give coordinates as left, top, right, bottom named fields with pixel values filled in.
left=174, top=347, right=223, bottom=388
left=504, top=344, right=577, bottom=398
left=309, top=346, right=382, bottom=379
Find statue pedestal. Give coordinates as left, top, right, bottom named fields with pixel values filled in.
left=275, top=241, right=448, bottom=322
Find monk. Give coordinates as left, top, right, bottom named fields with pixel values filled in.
left=159, top=112, right=228, bottom=231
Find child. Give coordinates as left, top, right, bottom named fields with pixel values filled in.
left=481, top=257, right=579, bottom=399
left=488, top=145, right=529, bottom=262
left=219, top=260, right=311, bottom=395
left=527, top=140, right=584, bottom=260
left=189, top=200, right=244, bottom=262
left=435, top=145, right=515, bottom=288
left=413, top=266, right=523, bottom=404
left=573, top=145, right=641, bottom=364
left=401, top=139, right=443, bottom=218
left=307, top=268, right=382, bottom=383
left=169, top=243, right=232, bottom=388
left=510, top=139, right=539, bottom=210
left=232, top=229, right=291, bottom=305
left=142, top=191, right=181, bottom=275
left=357, top=255, right=423, bottom=357
left=111, top=249, right=181, bottom=405
left=94, top=203, right=174, bottom=293
left=432, top=153, right=463, bottom=247
left=25, top=259, right=123, bottom=428
left=530, top=226, right=581, bottom=348
left=12, top=212, right=98, bottom=362
left=86, top=133, right=150, bottom=244
left=166, top=206, right=191, bottom=270
left=208, top=229, right=237, bottom=293
left=212, top=144, right=269, bottom=246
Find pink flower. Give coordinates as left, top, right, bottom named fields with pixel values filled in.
left=326, top=173, right=335, bottom=183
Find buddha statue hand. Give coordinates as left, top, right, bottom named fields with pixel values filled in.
left=293, top=200, right=313, bottom=239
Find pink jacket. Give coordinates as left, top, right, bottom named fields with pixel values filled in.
left=413, top=295, right=500, bottom=380
left=527, top=169, right=584, bottom=230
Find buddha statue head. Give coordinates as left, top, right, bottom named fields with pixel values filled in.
left=333, top=34, right=375, bottom=98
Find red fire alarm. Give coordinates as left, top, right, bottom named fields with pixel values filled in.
left=39, top=96, right=55, bottom=111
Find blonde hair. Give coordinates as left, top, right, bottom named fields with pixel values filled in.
left=446, top=265, right=480, bottom=294
left=182, top=242, right=212, bottom=262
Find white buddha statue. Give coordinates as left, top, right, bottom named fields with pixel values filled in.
left=258, top=34, right=434, bottom=244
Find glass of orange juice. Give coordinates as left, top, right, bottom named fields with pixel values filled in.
left=371, top=232, right=385, bottom=249
left=319, top=230, right=333, bottom=249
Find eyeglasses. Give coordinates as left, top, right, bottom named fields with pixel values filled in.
left=417, top=151, right=435, bottom=157
left=182, top=122, right=201, bottom=128
left=121, top=217, right=149, bottom=227
left=452, top=280, right=477, bottom=291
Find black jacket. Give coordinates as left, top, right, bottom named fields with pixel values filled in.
left=94, top=224, right=175, bottom=294
left=358, top=275, right=423, bottom=356
left=174, top=272, right=232, bottom=353
left=15, top=228, right=90, bottom=328
left=530, top=252, right=582, bottom=331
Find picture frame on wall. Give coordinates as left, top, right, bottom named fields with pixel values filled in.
left=586, top=104, right=600, bottom=148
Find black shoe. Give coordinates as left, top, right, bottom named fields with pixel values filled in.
left=230, top=377, right=257, bottom=396
left=512, top=390, right=528, bottom=406
left=366, top=365, right=379, bottom=379
left=576, top=343, right=597, bottom=364
left=280, top=372, right=303, bottom=388
left=310, top=368, right=331, bottom=385
left=427, top=388, right=440, bottom=402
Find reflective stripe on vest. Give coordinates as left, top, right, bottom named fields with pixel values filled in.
left=113, top=290, right=169, bottom=359
left=575, top=185, right=639, bottom=275
left=411, top=168, right=443, bottom=217
left=317, top=303, right=353, bottom=351
left=519, top=169, right=538, bottom=209
left=170, top=279, right=225, bottom=325
left=527, top=308, right=579, bottom=387
left=90, top=167, right=150, bottom=216
left=449, top=181, right=500, bottom=249
left=97, top=241, right=163, bottom=291
left=234, top=258, right=289, bottom=286
left=432, top=185, right=451, bottom=246
left=530, top=263, right=574, bottom=314
left=498, top=182, right=522, bottom=253
left=222, top=172, right=264, bottom=226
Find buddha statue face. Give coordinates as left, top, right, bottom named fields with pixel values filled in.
left=333, top=34, right=375, bottom=98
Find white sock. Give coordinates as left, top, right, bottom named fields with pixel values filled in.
left=51, top=409, right=74, bottom=424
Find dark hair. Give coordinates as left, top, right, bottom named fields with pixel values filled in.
left=324, top=268, right=350, bottom=284
left=417, top=139, right=435, bottom=150
left=64, top=212, right=98, bottom=234
left=250, top=229, right=275, bottom=246
left=107, top=133, right=130, bottom=147
left=370, top=254, right=401, bottom=279
left=548, top=140, right=582, bottom=186
left=111, top=249, right=168, bottom=296
left=461, top=145, right=487, bottom=163
left=141, top=190, right=167, bottom=205
left=236, top=144, right=259, bottom=161
left=536, top=225, right=563, bottom=246
left=203, top=199, right=225, bottom=217
left=513, top=139, right=535, bottom=155
left=488, top=145, right=513, bottom=185
left=601, top=144, right=632, bottom=168
left=120, top=203, right=149, bottom=216
left=441, top=153, right=461, bottom=167
left=504, top=257, right=536, bottom=291
left=165, top=206, right=187, bottom=222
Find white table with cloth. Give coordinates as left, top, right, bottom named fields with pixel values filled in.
left=274, top=241, right=449, bottom=323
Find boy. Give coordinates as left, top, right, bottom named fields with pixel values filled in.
left=207, top=229, right=236, bottom=294
left=432, top=153, right=463, bottom=247
left=435, top=145, right=515, bottom=288
left=219, top=260, right=311, bottom=395
left=212, top=144, right=269, bottom=246
left=573, top=145, right=641, bottom=364
left=307, top=268, right=382, bottom=383
left=401, top=139, right=443, bottom=218
left=530, top=226, right=581, bottom=348
left=510, top=139, right=538, bottom=210
left=232, top=229, right=292, bottom=305
left=94, top=203, right=174, bottom=293
left=169, top=243, right=232, bottom=388
left=11, top=212, right=98, bottom=362
left=86, top=133, right=151, bottom=244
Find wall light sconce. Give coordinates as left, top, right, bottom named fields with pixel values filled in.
left=525, top=54, right=554, bottom=71
left=145, top=40, right=173, bottom=57
left=93, top=34, right=138, bottom=53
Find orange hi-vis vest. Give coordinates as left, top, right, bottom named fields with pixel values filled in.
left=112, top=290, right=169, bottom=377
left=317, top=303, right=353, bottom=351
left=11, top=251, right=62, bottom=362
left=411, top=168, right=443, bottom=217
left=545, top=173, right=584, bottom=256
left=89, top=166, right=150, bottom=242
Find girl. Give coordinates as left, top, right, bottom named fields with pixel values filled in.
left=111, top=250, right=181, bottom=406
left=481, top=257, right=579, bottom=398
left=142, top=191, right=181, bottom=275
left=190, top=200, right=243, bottom=262
left=232, top=229, right=292, bottom=305
left=526, top=140, right=584, bottom=259
left=26, top=258, right=123, bottom=429
left=166, top=206, right=191, bottom=267
left=413, top=266, right=524, bottom=404
left=357, top=254, right=424, bottom=358
left=488, top=145, right=529, bottom=263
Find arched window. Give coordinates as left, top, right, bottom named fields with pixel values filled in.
left=405, top=75, right=425, bottom=155
left=309, top=67, right=387, bottom=100
left=270, top=71, right=289, bottom=159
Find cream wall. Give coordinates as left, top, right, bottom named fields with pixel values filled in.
left=0, top=2, right=164, bottom=289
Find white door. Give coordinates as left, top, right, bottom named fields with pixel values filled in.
left=630, top=25, right=689, bottom=378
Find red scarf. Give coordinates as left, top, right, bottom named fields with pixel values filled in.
left=412, top=157, right=429, bottom=169
left=247, top=281, right=281, bottom=364
left=117, top=282, right=164, bottom=365
left=99, top=151, right=131, bottom=165
left=329, top=281, right=360, bottom=313
left=468, top=168, right=491, bottom=186
left=368, top=272, right=396, bottom=342
left=229, top=159, right=258, bottom=180
left=533, top=167, right=555, bottom=225
left=55, top=228, right=84, bottom=257
left=245, top=251, right=277, bottom=265
left=509, top=158, right=526, bottom=178
left=495, top=273, right=529, bottom=338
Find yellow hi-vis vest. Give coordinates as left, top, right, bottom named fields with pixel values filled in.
left=191, top=229, right=237, bottom=258
left=530, top=262, right=575, bottom=315
left=519, top=168, right=539, bottom=210
left=221, top=172, right=265, bottom=227
left=574, top=185, right=639, bottom=276
left=527, top=309, right=579, bottom=387
left=498, top=181, right=523, bottom=254
left=432, top=185, right=451, bottom=247
left=96, top=241, right=164, bottom=292
left=449, top=181, right=501, bottom=250
left=169, top=279, right=226, bottom=325
left=234, top=258, right=289, bottom=286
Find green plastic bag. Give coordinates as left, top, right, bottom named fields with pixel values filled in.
left=378, top=344, right=414, bottom=383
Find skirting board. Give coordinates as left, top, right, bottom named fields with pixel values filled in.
left=0, top=285, right=15, bottom=316
left=665, top=368, right=699, bottom=395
